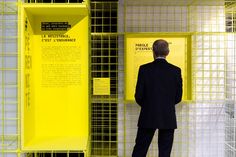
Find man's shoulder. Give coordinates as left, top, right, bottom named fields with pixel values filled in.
left=140, top=62, right=153, bottom=68
left=140, top=61, right=181, bottom=72
left=166, top=62, right=181, bottom=71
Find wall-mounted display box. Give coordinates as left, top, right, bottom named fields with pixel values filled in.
left=20, top=3, right=89, bottom=151
left=125, top=33, right=192, bottom=102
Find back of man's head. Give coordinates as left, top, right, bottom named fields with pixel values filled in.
left=152, top=39, right=169, bottom=57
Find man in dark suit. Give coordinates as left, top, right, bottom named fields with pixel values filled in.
left=132, top=39, right=182, bottom=157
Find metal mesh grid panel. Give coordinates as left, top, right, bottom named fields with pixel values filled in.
left=194, top=102, right=225, bottom=157
left=124, top=4, right=225, bottom=32
left=225, top=4, right=236, bottom=155
left=0, top=0, right=236, bottom=157
left=225, top=34, right=235, bottom=101
left=91, top=34, right=118, bottom=100
left=90, top=34, right=118, bottom=156
left=91, top=2, right=117, bottom=33
left=91, top=103, right=117, bottom=156
left=192, top=33, right=225, bottom=101
left=124, top=0, right=224, bottom=6
left=189, top=6, right=225, bottom=32
left=118, top=0, right=236, bottom=157
left=125, top=6, right=188, bottom=32
left=224, top=34, right=236, bottom=157
left=90, top=1, right=118, bottom=156
left=222, top=3, right=236, bottom=153
left=225, top=102, right=236, bottom=157
left=0, top=1, right=19, bottom=157
left=118, top=102, right=225, bottom=157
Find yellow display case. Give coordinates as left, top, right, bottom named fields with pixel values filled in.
left=20, top=4, right=89, bottom=151
left=125, top=33, right=192, bottom=102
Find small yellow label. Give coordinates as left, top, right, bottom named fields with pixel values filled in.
left=93, top=78, right=110, bottom=95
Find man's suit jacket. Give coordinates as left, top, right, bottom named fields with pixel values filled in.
left=135, top=59, right=182, bottom=129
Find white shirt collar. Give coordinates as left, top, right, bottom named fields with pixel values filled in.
left=156, top=57, right=166, bottom=59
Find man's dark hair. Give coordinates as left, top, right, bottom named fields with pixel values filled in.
left=152, top=39, right=169, bottom=57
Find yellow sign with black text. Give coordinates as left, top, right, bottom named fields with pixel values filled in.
left=125, top=33, right=191, bottom=102
left=21, top=4, right=89, bottom=150
left=93, top=78, right=110, bottom=95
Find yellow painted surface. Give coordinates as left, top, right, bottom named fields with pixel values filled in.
left=125, top=33, right=191, bottom=102
left=21, top=4, right=89, bottom=150
left=93, top=78, right=110, bottom=95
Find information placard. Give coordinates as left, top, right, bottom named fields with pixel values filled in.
left=93, top=78, right=110, bottom=95
left=21, top=4, right=89, bottom=150
left=125, top=33, right=191, bottom=102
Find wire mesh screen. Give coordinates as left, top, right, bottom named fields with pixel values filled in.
left=0, top=1, right=19, bottom=157
left=91, top=1, right=118, bottom=156
left=0, top=0, right=236, bottom=157
left=118, top=0, right=236, bottom=157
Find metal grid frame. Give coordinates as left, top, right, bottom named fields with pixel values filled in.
left=0, top=0, right=236, bottom=157
left=118, top=0, right=236, bottom=157
left=0, top=1, right=19, bottom=157
left=90, top=1, right=118, bottom=156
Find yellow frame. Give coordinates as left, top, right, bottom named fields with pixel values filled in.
left=19, top=3, right=90, bottom=151
left=124, top=33, right=192, bottom=103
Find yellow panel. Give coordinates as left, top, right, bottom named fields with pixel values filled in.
left=93, top=78, right=110, bottom=95
left=21, top=4, right=89, bottom=150
left=125, top=33, right=191, bottom=102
